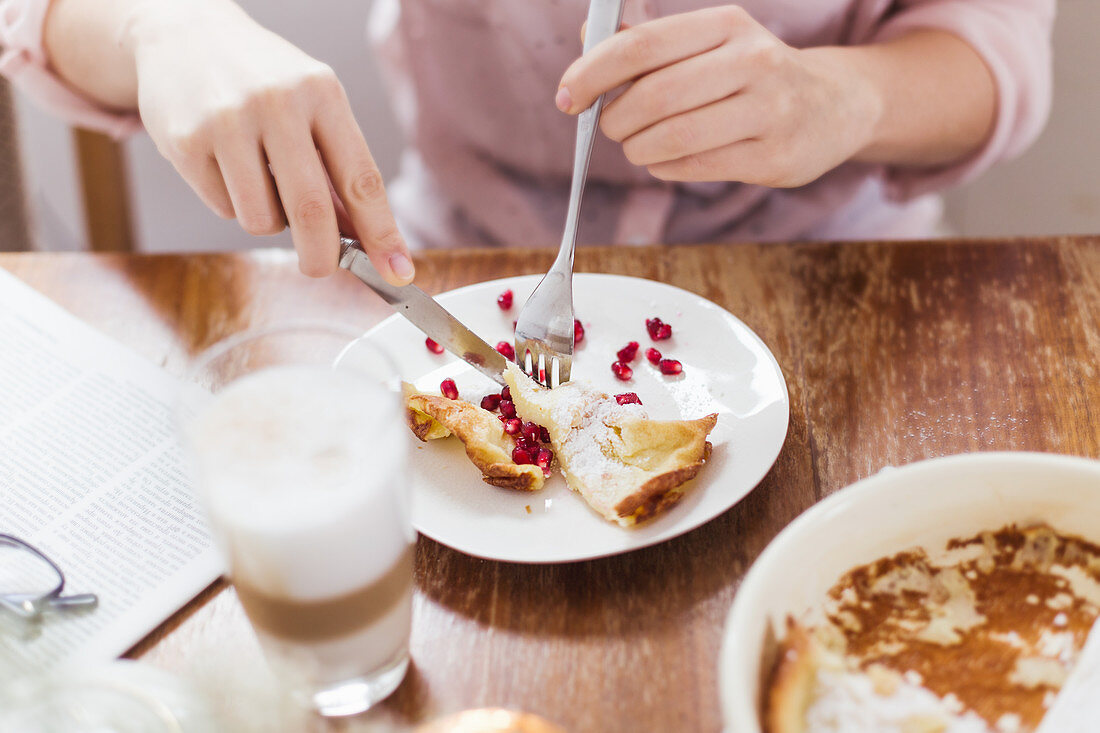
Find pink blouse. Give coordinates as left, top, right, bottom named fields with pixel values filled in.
left=1, top=0, right=1055, bottom=249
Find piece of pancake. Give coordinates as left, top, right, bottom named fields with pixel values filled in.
left=766, top=620, right=822, bottom=733
left=502, top=363, right=716, bottom=526
left=404, top=384, right=544, bottom=492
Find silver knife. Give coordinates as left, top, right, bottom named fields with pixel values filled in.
left=339, top=238, right=508, bottom=385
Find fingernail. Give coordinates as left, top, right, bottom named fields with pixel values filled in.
left=389, top=253, right=415, bottom=281
left=555, top=86, right=573, bottom=113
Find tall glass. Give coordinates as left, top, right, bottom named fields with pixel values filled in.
left=178, top=323, right=413, bottom=717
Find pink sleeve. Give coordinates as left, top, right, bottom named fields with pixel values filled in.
left=866, top=0, right=1055, bottom=201
left=0, top=0, right=141, bottom=138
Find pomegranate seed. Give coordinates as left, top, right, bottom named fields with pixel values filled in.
left=502, top=418, right=522, bottom=435
left=497, top=289, right=513, bottom=310
left=499, top=399, right=517, bottom=418
left=495, top=341, right=515, bottom=360
left=516, top=437, right=539, bottom=454
left=512, top=446, right=533, bottom=465
left=611, top=361, right=633, bottom=381
left=536, top=448, right=553, bottom=477
left=617, top=341, right=640, bottom=363
left=653, top=323, right=672, bottom=340
left=539, top=426, right=551, bottom=443
left=522, top=421, right=541, bottom=443
left=645, top=317, right=664, bottom=338
left=481, top=394, right=502, bottom=411
left=501, top=386, right=512, bottom=400
left=574, top=319, right=585, bottom=344
left=440, top=378, right=459, bottom=399
left=498, top=414, right=507, bottom=422
left=645, top=347, right=662, bottom=365
left=615, top=392, right=642, bottom=406
left=425, top=338, right=444, bottom=355
left=659, top=359, right=683, bottom=376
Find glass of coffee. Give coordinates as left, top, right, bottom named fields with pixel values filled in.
left=178, top=323, right=413, bottom=717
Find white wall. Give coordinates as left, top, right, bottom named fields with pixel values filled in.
left=13, top=1, right=1100, bottom=253
left=943, top=0, right=1100, bottom=237
left=14, top=88, right=82, bottom=251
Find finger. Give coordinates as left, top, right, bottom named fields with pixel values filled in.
left=621, top=94, right=760, bottom=167
left=214, top=140, right=285, bottom=236
left=558, top=7, right=749, bottom=113
left=646, top=139, right=772, bottom=184
left=174, top=154, right=235, bottom=220
left=318, top=168, right=358, bottom=237
left=327, top=179, right=356, bottom=237
left=314, top=95, right=413, bottom=286
left=600, top=44, right=748, bottom=142
left=264, top=126, right=341, bottom=278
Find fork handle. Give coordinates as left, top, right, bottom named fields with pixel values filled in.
left=557, top=0, right=626, bottom=269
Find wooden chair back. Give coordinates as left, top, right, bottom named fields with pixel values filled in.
left=0, top=78, right=31, bottom=252
left=73, top=128, right=135, bottom=253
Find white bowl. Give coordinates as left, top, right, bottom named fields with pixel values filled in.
left=719, top=451, right=1100, bottom=733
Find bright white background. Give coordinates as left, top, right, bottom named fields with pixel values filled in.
left=11, top=0, right=1100, bottom=253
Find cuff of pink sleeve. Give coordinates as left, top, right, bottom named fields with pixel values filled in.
left=0, top=0, right=142, bottom=138
left=869, top=1, right=1054, bottom=202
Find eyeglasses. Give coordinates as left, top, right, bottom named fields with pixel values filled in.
left=0, top=534, right=97, bottom=621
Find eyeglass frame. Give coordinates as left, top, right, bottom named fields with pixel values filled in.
left=0, top=534, right=98, bottom=620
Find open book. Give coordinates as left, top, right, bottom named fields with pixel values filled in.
left=0, top=267, right=221, bottom=674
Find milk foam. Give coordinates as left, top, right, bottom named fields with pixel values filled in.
left=187, top=365, right=412, bottom=600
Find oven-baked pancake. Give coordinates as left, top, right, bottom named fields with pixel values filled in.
left=502, top=363, right=716, bottom=526
left=766, top=525, right=1100, bottom=733
left=404, top=384, right=545, bottom=492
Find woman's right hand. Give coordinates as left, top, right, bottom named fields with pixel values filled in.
left=123, top=0, right=412, bottom=281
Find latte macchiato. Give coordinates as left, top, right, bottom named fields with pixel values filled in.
left=185, top=359, right=412, bottom=713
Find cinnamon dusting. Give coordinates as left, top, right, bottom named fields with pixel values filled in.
left=819, top=526, right=1100, bottom=729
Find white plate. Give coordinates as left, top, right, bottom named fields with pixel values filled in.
left=719, top=452, right=1100, bottom=733
left=365, top=274, right=789, bottom=563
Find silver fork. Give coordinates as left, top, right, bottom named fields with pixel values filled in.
left=514, top=0, right=625, bottom=388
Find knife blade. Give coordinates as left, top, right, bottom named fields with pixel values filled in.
left=338, top=238, right=508, bottom=386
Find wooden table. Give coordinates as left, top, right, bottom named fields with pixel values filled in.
left=3, top=236, right=1099, bottom=732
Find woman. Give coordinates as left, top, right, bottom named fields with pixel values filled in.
left=0, top=0, right=1053, bottom=285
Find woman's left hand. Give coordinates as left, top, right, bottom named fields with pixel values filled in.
left=556, top=5, right=881, bottom=188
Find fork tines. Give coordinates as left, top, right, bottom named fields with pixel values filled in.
left=521, top=350, right=557, bottom=389
left=515, top=338, right=571, bottom=389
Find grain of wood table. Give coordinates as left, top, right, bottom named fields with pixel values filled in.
left=2, top=236, right=1099, bottom=733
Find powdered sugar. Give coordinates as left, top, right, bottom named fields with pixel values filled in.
left=806, top=666, right=993, bottom=733
left=1035, top=619, right=1100, bottom=733
left=549, top=381, right=646, bottom=480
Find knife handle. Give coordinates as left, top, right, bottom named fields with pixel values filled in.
left=339, top=237, right=404, bottom=307
left=338, top=236, right=360, bottom=260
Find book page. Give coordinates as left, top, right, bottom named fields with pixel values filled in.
left=0, top=267, right=222, bottom=675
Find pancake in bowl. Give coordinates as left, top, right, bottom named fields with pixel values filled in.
left=766, top=525, right=1100, bottom=732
